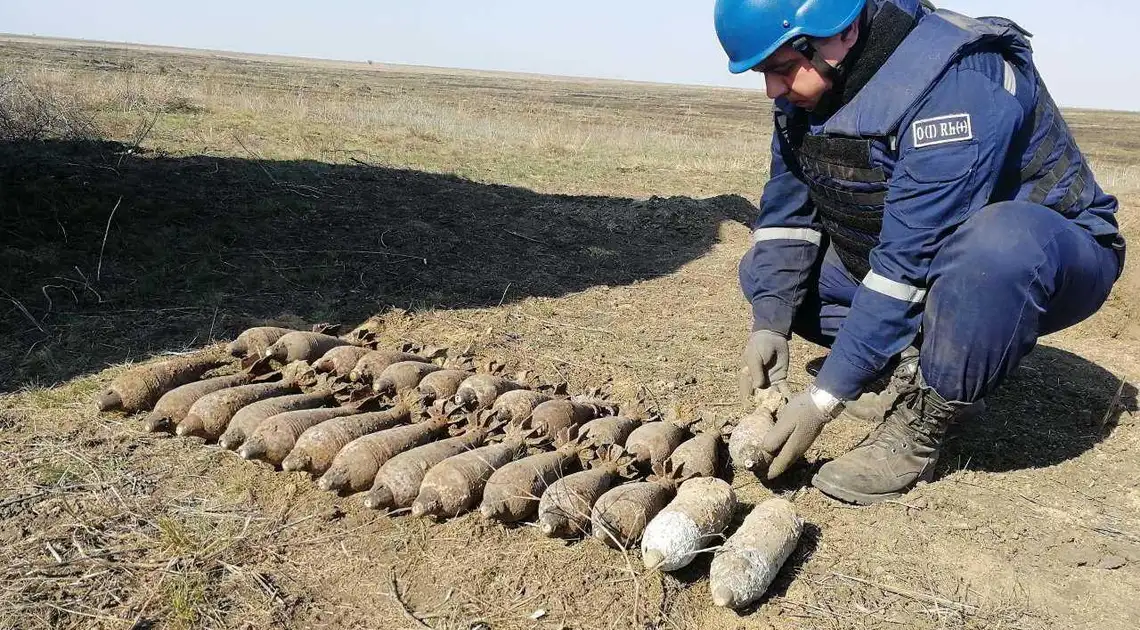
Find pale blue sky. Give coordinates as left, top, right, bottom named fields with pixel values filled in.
left=1, top=1, right=1135, bottom=111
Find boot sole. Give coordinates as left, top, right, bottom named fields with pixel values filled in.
left=810, top=475, right=905, bottom=505
left=811, top=463, right=937, bottom=506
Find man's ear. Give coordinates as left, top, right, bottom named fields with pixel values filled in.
left=840, top=17, right=860, bottom=46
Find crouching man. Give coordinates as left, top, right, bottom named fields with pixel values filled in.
left=718, top=0, right=1126, bottom=503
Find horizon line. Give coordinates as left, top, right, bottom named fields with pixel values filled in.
left=0, top=32, right=755, bottom=93
left=1, top=32, right=1136, bottom=114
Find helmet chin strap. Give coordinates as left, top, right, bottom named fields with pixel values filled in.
left=790, top=36, right=844, bottom=85
left=790, top=35, right=849, bottom=115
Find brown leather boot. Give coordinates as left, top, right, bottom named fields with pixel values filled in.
left=812, top=372, right=977, bottom=505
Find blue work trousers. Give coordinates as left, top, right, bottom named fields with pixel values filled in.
left=792, top=201, right=1125, bottom=402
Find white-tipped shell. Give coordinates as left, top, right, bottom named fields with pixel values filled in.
left=640, top=477, right=735, bottom=572
left=642, top=511, right=703, bottom=570
left=709, top=498, right=802, bottom=609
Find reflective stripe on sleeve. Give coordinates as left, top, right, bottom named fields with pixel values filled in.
left=862, top=270, right=928, bottom=303
left=751, top=227, right=822, bottom=245
left=1002, top=60, right=1017, bottom=96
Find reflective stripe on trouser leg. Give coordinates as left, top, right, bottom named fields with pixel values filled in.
left=862, top=271, right=928, bottom=303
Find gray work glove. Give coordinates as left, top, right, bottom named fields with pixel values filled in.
left=761, top=385, right=843, bottom=479
left=739, top=330, right=790, bottom=403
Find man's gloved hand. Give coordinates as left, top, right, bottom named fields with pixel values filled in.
left=761, top=385, right=843, bottom=479
left=739, top=330, right=790, bottom=403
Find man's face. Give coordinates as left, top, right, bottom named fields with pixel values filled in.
left=752, top=27, right=858, bottom=110
left=753, top=45, right=829, bottom=109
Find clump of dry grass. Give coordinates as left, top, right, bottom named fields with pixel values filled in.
left=0, top=432, right=183, bottom=628
left=1093, top=163, right=1140, bottom=197
left=0, top=75, right=98, bottom=142
left=0, top=401, right=313, bottom=629
left=2, top=58, right=770, bottom=197
left=4, top=66, right=204, bottom=119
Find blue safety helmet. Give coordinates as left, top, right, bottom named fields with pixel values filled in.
left=714, top=0, right=868, bottom=74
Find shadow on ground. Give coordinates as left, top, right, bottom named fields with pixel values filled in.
left=938, top=344, right=1139, bottom=474
left=0, top=139, right=754, bottom=390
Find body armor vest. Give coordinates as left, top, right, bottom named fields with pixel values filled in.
left=777, top=3, right=1098, bottom=279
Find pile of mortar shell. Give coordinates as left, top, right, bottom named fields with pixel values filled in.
left=95, top=325, right=804, bottom=609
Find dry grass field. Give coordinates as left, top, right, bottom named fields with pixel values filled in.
left=1, top=35, right=1138, bottom=630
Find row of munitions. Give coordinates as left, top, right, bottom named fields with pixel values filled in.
left=95, top=326, right=803, bottom=609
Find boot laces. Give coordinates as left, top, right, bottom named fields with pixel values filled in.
left=865, top=383, right=952, bottom=451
